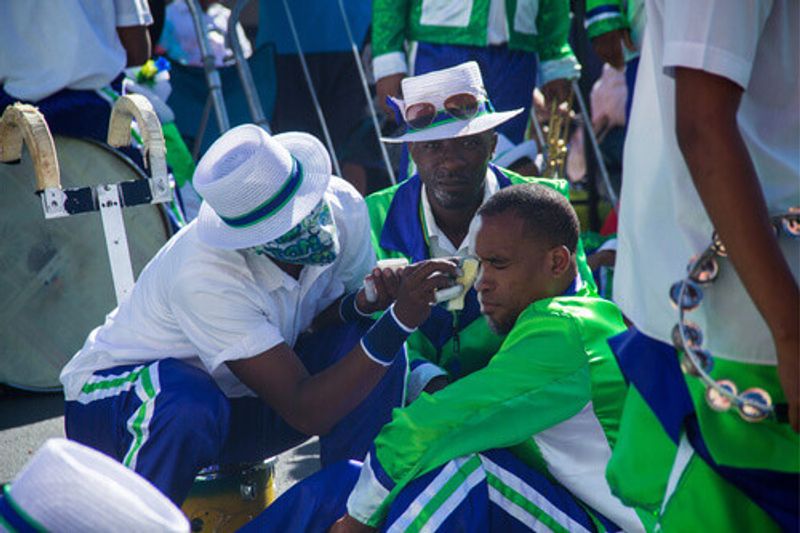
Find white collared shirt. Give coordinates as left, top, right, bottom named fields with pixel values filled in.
left=61, top=178, right=375, bottom=400
left=614, top=0, right=799, bottom=364
left=0, top=1, right=153, bottom=101
left=406, top=169, right=499, bottom=403
left=420, top=168, right=500, bottom=258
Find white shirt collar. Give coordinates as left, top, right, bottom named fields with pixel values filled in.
left=420, top=168, right=499, bottom=257
left=244, top=250, right=331, bottom=293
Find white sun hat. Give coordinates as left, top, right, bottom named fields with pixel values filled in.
left=492, top=134, right=539, bottom=168
left=194, top=124, right=332, bottom=249
left=382, top=61, right=524, bottom=143
left=0, top=438, right=189, bottom=532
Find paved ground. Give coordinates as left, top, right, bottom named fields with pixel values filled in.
left=0, top=387, right=319, bottom=497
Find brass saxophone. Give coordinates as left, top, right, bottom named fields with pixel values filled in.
left=543, top=91, right=574, bottom=179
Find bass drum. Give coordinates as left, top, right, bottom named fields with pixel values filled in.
left=0, top=136, right=173, bottom=391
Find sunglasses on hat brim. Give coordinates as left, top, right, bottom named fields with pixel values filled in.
left=404, top=93, right=486, bottom=131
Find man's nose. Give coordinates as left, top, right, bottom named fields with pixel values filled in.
left=439, top=140, right=467, bottom=165
left=475, top=266, right=490, bottom=292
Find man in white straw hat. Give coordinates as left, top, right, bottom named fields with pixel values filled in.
left=372, top=0, right=580, bottom=182
left=60, top=124, right=458, bottom=504
left=0, top=438, right=189, bottom=532
left=366, top=61, right=597, bottom=405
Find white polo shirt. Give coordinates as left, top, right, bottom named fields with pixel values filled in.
left=61, top=178, right=375, bottom=400
left=0, top=1, right=152, bottom=102
left=613, top=0, right=800, bottom=364
left=407, top=169, right=499, bottom=401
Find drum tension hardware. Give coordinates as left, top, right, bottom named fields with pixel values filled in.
left=0, top=96, right=173, bottom=303
left=669, top=209, right=799, bottom=423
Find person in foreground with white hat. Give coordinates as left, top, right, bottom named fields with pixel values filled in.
left=365, top=61, right=597, bottom=404
left=0, top=438, right=189, bottom=532
left=60, top=124, right=458, bottom=505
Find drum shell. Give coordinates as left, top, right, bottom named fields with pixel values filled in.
left=0, top=136, right=172, bottom=390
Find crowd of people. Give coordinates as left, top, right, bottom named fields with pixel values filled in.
left=0, top=0, right=797, bottom=532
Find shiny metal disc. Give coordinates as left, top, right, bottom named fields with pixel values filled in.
left=781, top=215, right=800, bottom=238
left=669, top=280, right=703, bottom=311
left=711, top=231, right=727, bottom=257
left=688, top=256, right=719, bottom=285
left=705, top=380, right=738, bottom=412
left=671, top=322, right=704, bottom=351
left=738, top=388, right=773, bottom=423
left=680, top=348, right=714, bottom=376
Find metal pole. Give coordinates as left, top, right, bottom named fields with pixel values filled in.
left=571, top=79, right=618, bottom=207
left=529, top=106, right=546, bottom=154
left=227, top=0, right=270, bottom=130
left=185, top=0, right=231, bottom=133
left=280, top=0, right=343, bottom=177
left=335, top=0, right=396, bottom=185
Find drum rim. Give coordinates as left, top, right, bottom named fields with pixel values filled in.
left=70, top=136, right=150, bottom=180
left=195, top=457, right=277, bottom=480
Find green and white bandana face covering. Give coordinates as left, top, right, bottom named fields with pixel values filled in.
left=250, top=199, right=339, bottom=265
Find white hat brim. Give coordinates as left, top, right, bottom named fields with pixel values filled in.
left=381, top=109, right=524, bottom=143
left=493, top=139, right=539, bottom=167
left=10, top=439, right=189, bottom=532
left=196, top=131, right=332, bottom=250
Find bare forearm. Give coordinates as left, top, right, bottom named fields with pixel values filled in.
left=292, top=351, right=387, bottom=435
left=117, top=26, right=151, bottom=67
left=290, top=260, right=458, bottom=434
left=227, top=260, right=457, bottom=436
left=675, top=68, right=799, bottom=344
left=227, top=343, right=388, bottom=437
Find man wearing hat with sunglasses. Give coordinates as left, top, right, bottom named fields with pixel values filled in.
left=367, top=61, right=597, bottom=404
left=372, top=0, right=579, bottom=153
left=60, top=124, right=459, bottom=505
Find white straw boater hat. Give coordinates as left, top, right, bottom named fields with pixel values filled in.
left=383, top=61, right=524, bottom=143
left=0, top=438, right=189, bottom=532
left=194, top=124, right=332, bottom=249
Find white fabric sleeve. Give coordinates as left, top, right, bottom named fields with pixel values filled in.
left=114, top=0, right=153, bottom=27
left=170, top=268, right=285, bottom=374
left=662, top=0, right=770, bottom=89
left=346, top=452, right=392, bottom=525
left=406, top=362, right=448, bottom=404
left=329, top=178, right=377, bottom=294
left=373, top=52, right=409, bottom=81
left=538, top=56, right=581, bottom=86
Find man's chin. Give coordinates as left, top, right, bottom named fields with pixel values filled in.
left=437, top=196, right=474, bottom=210
left=486, top=315, right=513, bottom=335
left=432, top=188, right=481, bottom=210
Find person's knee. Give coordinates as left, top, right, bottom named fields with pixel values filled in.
left=155, top=363, right=231, bottom=441
left=161, top=385, right=228, bottom=429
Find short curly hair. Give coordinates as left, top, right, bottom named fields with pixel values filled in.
left=477, top=183, right=579, bottom=252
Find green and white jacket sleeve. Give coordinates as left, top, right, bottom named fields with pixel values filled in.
left=535, top=0, right=580, bottom=85
left=346, top=306, right=592, bottom=527
left=372, top=0, right=412, bottom=80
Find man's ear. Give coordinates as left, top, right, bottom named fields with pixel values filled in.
left=548, top=245, right=572, bottom=277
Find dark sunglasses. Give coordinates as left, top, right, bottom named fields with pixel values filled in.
left=404, top=93, right=485, bottom=130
